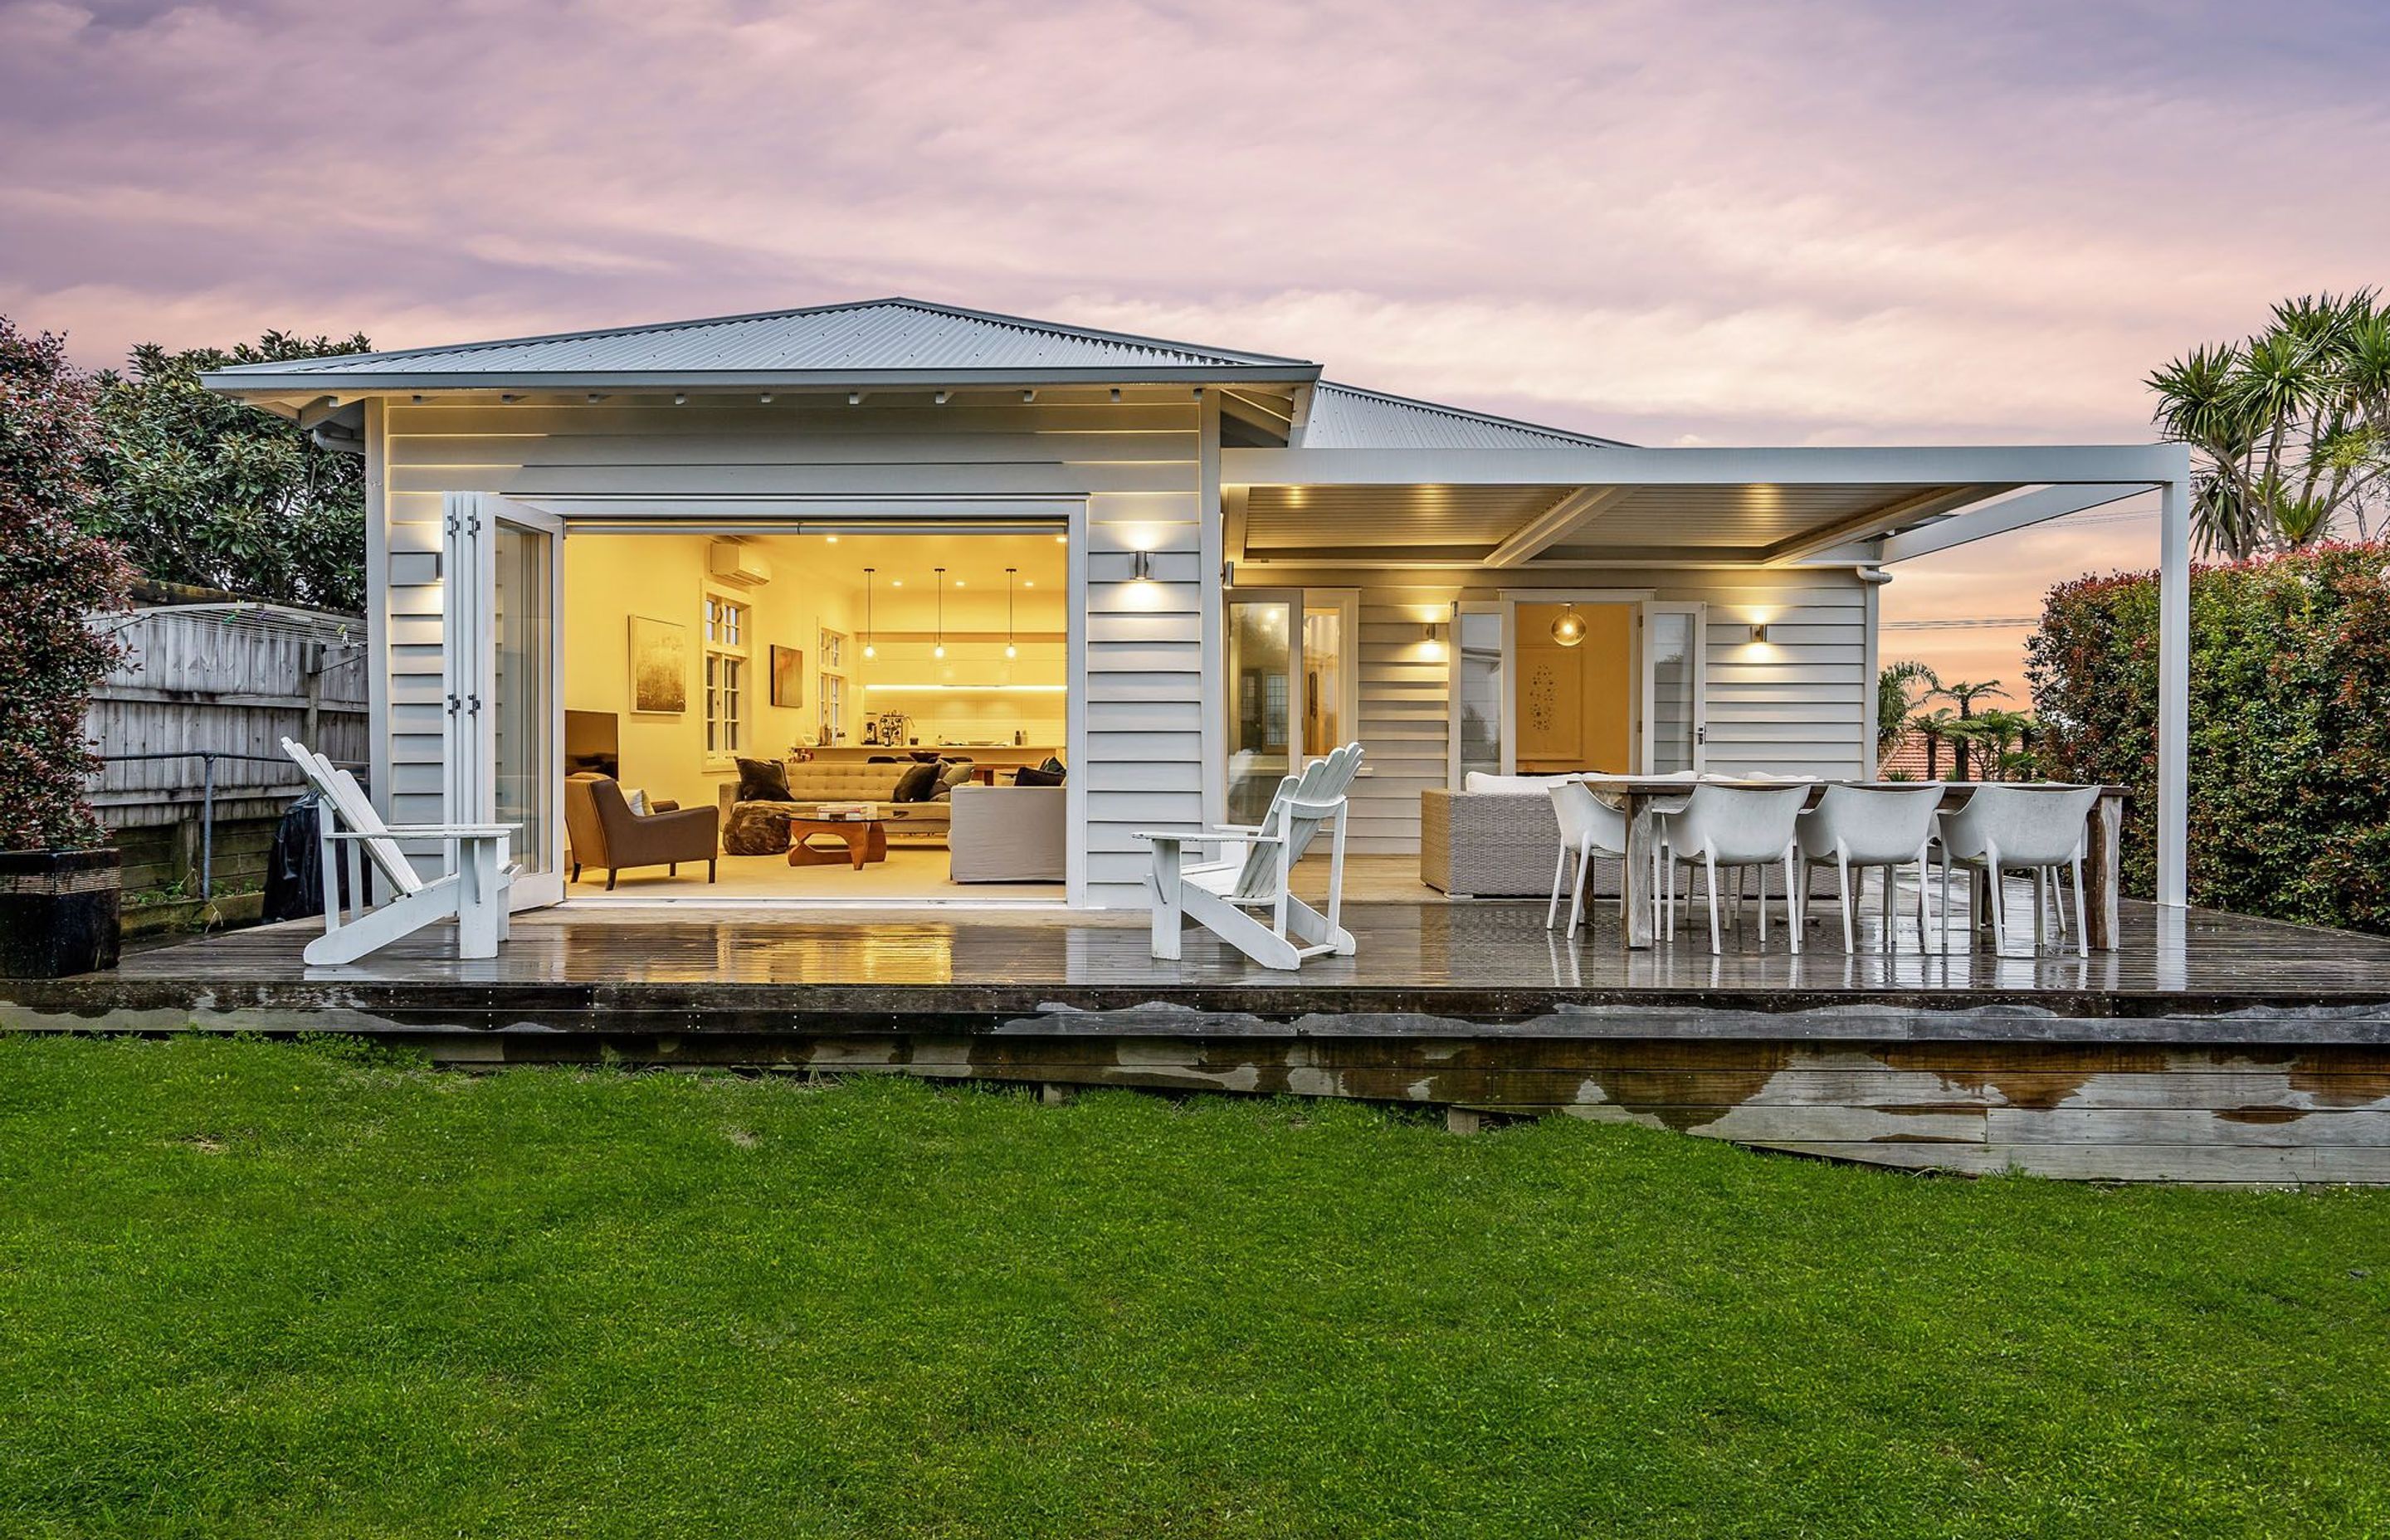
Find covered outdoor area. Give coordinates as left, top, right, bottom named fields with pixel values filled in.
left=1217, top=440, right=2197, bottom=909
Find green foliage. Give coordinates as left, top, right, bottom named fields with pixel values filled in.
left=7, top=1036, right=2390, bottom=1537
left=2028, top=543, right=2390, bottom=932
left=1875, top=658, right=1937, bottom=756
left=1925, top=678, right=2009, bottom=779
left=2149, top=290, right=2390, bottom=558
left=0, top=316, right=133, bottom=850
left=91, top=330, right=373, bottom=612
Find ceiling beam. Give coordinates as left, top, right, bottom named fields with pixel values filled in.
left=1878, top=483, right=2149, bottom=563
left=1223, top=444, right=2183, bottom=488
left=1482, top=485, right=1627, bottom=568
left=1759, top=485, right=2007, bottom=567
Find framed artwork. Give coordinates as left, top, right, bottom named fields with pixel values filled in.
left=770, top=645, right=805, bottom=709
left=629, top=615, right=687, bottom=714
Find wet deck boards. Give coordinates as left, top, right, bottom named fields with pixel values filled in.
left=10, top=897, right=2390, bottom=1184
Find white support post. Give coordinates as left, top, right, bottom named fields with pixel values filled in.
left=2156, top=454, right=2192, bottom=908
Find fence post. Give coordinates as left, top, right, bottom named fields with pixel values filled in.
left=200, top=751, right=216, bottom=902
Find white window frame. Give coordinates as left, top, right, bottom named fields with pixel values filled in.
left=817, top=626, right=848, bottom=747
left=702, top=588, right=750, bottom=764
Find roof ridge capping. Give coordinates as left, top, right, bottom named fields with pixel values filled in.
left=202, top=296, right=1320, bottom=380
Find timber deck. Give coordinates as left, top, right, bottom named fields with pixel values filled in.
left=9, top=896, right=2390, bottom=1184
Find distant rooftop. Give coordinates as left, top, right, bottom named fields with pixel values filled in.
left=1301, top=380, right=1628, bottom=450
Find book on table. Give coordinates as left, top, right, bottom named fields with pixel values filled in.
left=812, top=802, right=874, bottom=821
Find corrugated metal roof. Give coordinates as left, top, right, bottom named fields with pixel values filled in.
left=1301, top=381, right=1628, bottom=450
left=202, top=298, right=1319, bottom=391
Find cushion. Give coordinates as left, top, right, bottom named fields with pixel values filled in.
left=623, top=787, right=651, bottom=816
left=929, top=761, right=977, bottom=801
left=1038, top=755, right=1066, bottom=775
left=1463, top=772, right=1572, bottom=795
left=734, top=757, right=792, bottom=802
left=722, top=802, right=793, bottom=855
left=892, top=763, right=940, bottom=803
left=1013, top=764, right=1066, bottom=787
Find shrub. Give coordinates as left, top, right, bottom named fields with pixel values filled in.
left=2027, top=543, right=2390, bottom=933
left=0, top=318, right=133, bottom=851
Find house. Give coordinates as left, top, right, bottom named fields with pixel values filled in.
left=200, top=298, right=2194, bottom=913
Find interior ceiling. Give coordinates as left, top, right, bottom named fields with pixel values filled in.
left=573, top=529, right=1067, bottom=592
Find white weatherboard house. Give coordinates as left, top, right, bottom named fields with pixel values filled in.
left=202, top=299, right=2195, bottom=914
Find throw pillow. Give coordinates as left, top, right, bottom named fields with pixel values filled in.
left=734, top=757, right=792, bottom=802
left=1038, top=755, right=1066, bottom=775
left=1013, top=764, right=1065, bottom=787
left=624, top=787, right=651, bottom=816
left=892, top=762, right=940, bottom=803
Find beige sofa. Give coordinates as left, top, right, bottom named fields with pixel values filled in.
left=948, top=784, right=1068, bottom=883
left=718, top=760, right=954, bottom=853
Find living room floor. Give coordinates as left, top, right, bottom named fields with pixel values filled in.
left=563, top=852, right=1446, bottom=909
left=567, top=846, right=1066, bottom=906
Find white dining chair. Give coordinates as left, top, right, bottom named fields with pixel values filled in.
left=1935, top=783, right=2103, bottom=957
left=1546, top=779, right=1631, bottom=936
left=1794, top=782, right=1944, bottom=952
left=1654, top=782, right=1811, bottom=955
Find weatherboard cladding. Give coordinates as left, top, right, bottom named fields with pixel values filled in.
left=211, top=299, right=1314, bottom=383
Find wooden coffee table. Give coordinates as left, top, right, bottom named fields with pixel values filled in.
left=781, top=815, right=888, bottom=870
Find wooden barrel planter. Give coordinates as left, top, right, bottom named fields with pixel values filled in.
left=0, top=849, right=121, bottom=977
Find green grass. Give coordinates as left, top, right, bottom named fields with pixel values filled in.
left=2, top=1036, right=2387, bottom=1538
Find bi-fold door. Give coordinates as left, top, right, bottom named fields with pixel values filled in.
left=443, top=492, right=566, bottom=910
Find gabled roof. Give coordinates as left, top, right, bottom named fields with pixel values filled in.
left=1300, top=380, right=1628, bottom=450
left=200, top=297, right=1321, bottom=392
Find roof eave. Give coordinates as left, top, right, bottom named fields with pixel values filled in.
left=199, top=363, right=1324, bottom=394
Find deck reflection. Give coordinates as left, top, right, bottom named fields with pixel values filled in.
left=100, top=894, right=2390, bottom=1004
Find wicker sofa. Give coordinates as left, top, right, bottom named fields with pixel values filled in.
left=1420, top=776, right=1625, bottom=899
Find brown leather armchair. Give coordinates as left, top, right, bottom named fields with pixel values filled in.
left=563, top=772, right=719, bottom=889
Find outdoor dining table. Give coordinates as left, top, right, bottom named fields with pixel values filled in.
left=1572, top=776, right=2130, bottom=953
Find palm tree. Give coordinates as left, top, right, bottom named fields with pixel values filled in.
left=1914, top=708, right=1956, bottom=781
left=1875, top=660, right=1939, bottom=762
left=2149, top=290, right=2390, bottom=556
left=1928, top=679, right=2008, bottom=780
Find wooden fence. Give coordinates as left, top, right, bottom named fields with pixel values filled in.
left=85, top=605, right=370, bottom=896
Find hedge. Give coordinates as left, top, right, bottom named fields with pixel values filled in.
left=2027, top=543, right=2390, bottom=934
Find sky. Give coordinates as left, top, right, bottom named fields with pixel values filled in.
left=5, top=0, right=2385, bottom=693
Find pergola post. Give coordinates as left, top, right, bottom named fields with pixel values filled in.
left=2156, top=451, right=2193, bottom=908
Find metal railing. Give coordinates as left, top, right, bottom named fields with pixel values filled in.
left=95, top=750, right=368, bottom=901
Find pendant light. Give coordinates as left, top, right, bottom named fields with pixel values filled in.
left=933, top=568, right=947, bottom=660
left=1549, top=602, right=1587, bottom=648
left=1004, top=568, right=1018, bottom=659
left=861, top=568, right=878, bottom=660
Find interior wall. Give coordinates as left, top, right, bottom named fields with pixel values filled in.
left=1512, top=602, right=1635, bottom=773
left=563, top=534, right=858, bottom=811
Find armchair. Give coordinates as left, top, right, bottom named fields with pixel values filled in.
left=563, top=773, right=719, bottom=889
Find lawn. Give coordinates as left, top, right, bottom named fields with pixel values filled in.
left=2, top=1036, right=2387, bottom=1538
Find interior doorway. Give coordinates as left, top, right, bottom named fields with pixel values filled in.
left=1446, top=597, right=1706, bottom=782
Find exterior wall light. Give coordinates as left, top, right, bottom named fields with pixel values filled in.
left=1749, top=621, right=1770, bottom=644
left=1131, top=551, right=1154, bottom=582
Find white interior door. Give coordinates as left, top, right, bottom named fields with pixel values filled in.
left=1641, top=602, right=1706, bottom=773
left=444, top=492, right=567, bottom=909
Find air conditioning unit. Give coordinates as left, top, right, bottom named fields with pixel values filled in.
left=707, top=541, right=772, bottom=587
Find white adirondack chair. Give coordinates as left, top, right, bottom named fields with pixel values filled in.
left=1139, top=743, right=1362, bottom=971
left=279, top=738, right=517, bottom=965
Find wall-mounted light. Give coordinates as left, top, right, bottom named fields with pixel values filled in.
left=1550, top=602, right=1587, bottom=647
left=1131, top=551, right=1154, bottom=582
left=861, top=568, right=876, bottom=660
left=672, top=392, right=688, bottom=406
left=1422, top=621, right=1446, bottom=662
left=758, top=392, right=773, bottom=404
left=933, top=567, right=947, bottom=659
left=1749, top=621, right=1771, bottom=644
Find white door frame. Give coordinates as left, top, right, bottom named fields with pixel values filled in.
left=444, top=491, right=568, bottom=909
left=515, top=494, right=1093, bottom=908
left=1489, top=588, right=1652, bottom=777
left=1638, top=601, right=1708, bottom=774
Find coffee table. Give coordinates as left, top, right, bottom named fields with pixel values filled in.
left=781, top=814, right=889, bottom=870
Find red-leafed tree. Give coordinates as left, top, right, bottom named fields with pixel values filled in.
left=0, top=317, right=133, bottom=851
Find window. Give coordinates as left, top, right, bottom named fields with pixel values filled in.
left=818, top=626, right=847, bottom=743
left=703, top=592, right=748, bottom=756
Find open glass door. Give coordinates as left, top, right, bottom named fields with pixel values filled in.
left=444, top=492, right=566, bottom=909
left=1641, top=602, right=1706, bottom=774
left=1225, top=591, right=1301, bottom=823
